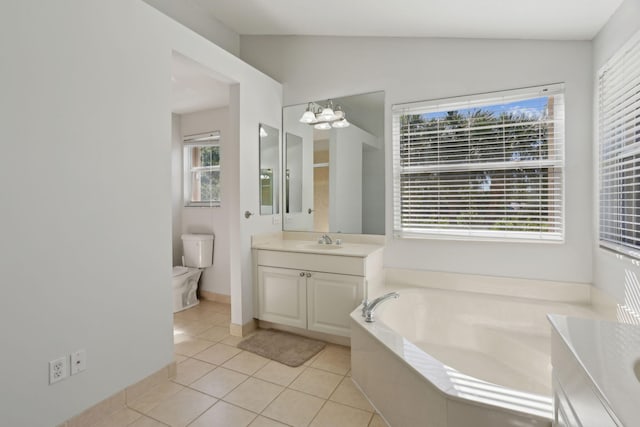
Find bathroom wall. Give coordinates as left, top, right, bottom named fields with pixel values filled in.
left=172, top=107, right=233, bottom=297
left=0, top=1, right=281, bottom=425
left=592, top=0, right=640, bottom=316
left=171, top=113, right=184, bottom=265
left=142, top=0, right=240, bottom=56
left=241, top=36, right=593, bottom=283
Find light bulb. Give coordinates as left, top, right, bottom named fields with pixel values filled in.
left=318, top=106, right=336, bottom=121
left=332, top=119, right=350, bottom=128
left=314, top=122, right=331, bottom=130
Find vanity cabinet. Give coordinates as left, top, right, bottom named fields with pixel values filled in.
left=254, top=245, right=382, bottom=338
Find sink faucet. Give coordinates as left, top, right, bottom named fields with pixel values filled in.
left=362, top=292, right=400, bottom=323
left=320, top=234, right=333, bottom=244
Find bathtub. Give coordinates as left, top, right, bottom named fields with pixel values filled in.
left=350, top=286, right=606, bottom=427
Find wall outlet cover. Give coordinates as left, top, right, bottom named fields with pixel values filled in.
left=49, top=357, right=67, bottom=384
left=70, top=349, right=87, bottom=375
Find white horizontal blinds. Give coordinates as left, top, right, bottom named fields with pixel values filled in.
left=393, top=84, right=564, bottom=241
left=184, top=131, right=221, bottom=206
left=599, top=30, right=640, bottom=258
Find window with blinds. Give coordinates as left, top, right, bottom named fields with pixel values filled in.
left=183, top=131, right=221, bottom=207
left=599, top=30, right=640, bottom=258
left=392, top=84, right=565, bottom=241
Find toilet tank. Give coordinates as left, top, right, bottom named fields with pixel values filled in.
left=182, top=234, right=214, bottom=268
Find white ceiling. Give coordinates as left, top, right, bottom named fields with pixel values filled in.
left=193, top=0, right=623, bottom=40
left=171, top=52, right=230, bottom=114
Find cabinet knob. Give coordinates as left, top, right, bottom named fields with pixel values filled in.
left=306, top=272, right=312, bottom=278
left=299, top=272, right=305, bottom=277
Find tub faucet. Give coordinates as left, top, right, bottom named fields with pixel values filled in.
left=362, top=292, right=400, bottom=323
left=320, top=233, right=333, bottom=244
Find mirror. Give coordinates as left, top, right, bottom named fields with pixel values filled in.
left=285, top=133, right=303, bottom=214
left=282, top=91, right=385, bottom=234
left=259, top=123, right=280, bottom=215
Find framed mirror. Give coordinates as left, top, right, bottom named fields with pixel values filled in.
left=282, top=91, right=385, bottom=234
left=259, top=123, right=280, bottom=215
left=285, top=133, right=303, bottom=214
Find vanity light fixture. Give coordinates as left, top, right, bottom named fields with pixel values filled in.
left=299, top=100, right=350, bottom=129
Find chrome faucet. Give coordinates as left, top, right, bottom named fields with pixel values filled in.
left=361, top=292, right=400, bottom=323
left=320, top=233, right=333, bottom=244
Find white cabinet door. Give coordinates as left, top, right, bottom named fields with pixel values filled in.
left=258, top=266, right=307, bottom=329
left=307, top=272, right=364, bottom=337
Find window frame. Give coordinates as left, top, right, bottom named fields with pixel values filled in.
left=598, top=29, right=640, bottom=259
left=183, top=131, right=221, bottom=208
left=392, top=84, right=566, bottom=243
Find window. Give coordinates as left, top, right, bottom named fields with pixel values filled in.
left=599, top=30, right=640, bottom=258
left=392, top=84, right=565, bottom=241
left=184, top=131, right=221, bottom=207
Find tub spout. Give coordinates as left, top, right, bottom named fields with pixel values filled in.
left=362, top=292, right=399, bottom=323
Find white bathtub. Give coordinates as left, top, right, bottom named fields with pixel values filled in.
left=351, top=286, right=606, bottom=427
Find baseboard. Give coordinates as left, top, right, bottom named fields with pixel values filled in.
left=230, top=319, right=257, bottom=337
left=61, top=361, right=176, bottom=427
left=199, top=290, right=231, bottom=304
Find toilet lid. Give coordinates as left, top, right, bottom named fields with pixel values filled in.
left=172, top=266, right=190, bottom=277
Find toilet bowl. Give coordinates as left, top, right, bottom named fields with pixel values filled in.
left=172, top=266, right=202, bottom=312
left=172, top=233, right=214, bottom=313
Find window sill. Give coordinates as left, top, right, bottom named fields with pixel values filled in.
left=394, top=229, right=564, bottom=244
left=184, top=202, right=221, bottom=208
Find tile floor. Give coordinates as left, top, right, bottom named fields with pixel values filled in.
left=93, top=300, right=387, bottom=427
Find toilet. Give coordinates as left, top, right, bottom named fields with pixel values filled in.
left=172, top=233, right=214, bottom=313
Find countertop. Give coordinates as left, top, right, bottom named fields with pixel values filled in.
left=252, top=239, right=384, bottom=257
left=548, top=314, right=640, bottom=426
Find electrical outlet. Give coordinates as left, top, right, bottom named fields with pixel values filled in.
left=70, top=349, right=87, bottom=375
left=49, top=357, right=67, bottom=384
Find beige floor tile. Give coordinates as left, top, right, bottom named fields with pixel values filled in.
left=289, top=367, right=343, bottom=399
left=173, top=358, right=216, bottom=386
left=174, top=354, right=188, bottom=364
left=197, top=325, right=230, bottom=342
left=329, top=377, right=374, bottom=412
left=90, top=407, right=141, bottom=427
left=262, top=389, right=324, bottom=427
left=249, top=416, right=289, bottom=427
left=205, top=301, right=231, bottom=314
left=220, top=335, right=244, bottom=347
left=223, top=377, right=284, bottom=413
left=145, top=387, right=216, bottom=427
left=222, top=351, right=270, bottom=375
left=128, top=416, right=170, bottom=427
left=253, top=360, right=305, bottom=386
left=174, top=320, right=216, bottom=337
left=309, top=401, right=372, bottom=427
left=189, top=401, right=257, bottom=427
left=173, top=335, right=214, bottom=357
left=368, top=413, right=388, bottom=427
left=193, top=343, right=242, bottom=365
left=129, top=381, right=184, bottom=414
left=209, top=312, right=232, bottom=326
left=190, top=367, right=248, bottom=398
left=310, top=345, right=351, bottom=375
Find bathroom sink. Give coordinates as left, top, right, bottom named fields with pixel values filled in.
left=634, top=359, right=640, bottom=383
left=298, top=243, right=344, bottom=250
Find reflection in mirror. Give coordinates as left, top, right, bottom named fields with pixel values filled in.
left=282, top=91, right=385, bottom=234
left=285, top=133, right=303, bottom=214
left=259, top=124, right=279, bottom=215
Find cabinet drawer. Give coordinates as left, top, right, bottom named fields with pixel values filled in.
left=257, top=250, right=365, bottom=276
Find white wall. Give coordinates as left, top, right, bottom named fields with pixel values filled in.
left=592, top=0, right=640, bottom=314
left=171, top=113, right=184, bottom=265
left=179, top=107, right=232, bottom=296
left=143, top=0, right=240, bottom=56
left=0, top=2, right=281, bottom=425
left=241, top=36, right=593, bottom=283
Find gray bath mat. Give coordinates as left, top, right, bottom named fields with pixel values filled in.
left=238, top=329, right=326, bottom=367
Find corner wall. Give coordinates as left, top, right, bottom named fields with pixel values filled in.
left=592, top=0, right=640, bottom=316
left=241, top=35, right=594, bottom=283
left=0, top=1, right=281, bottom=425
